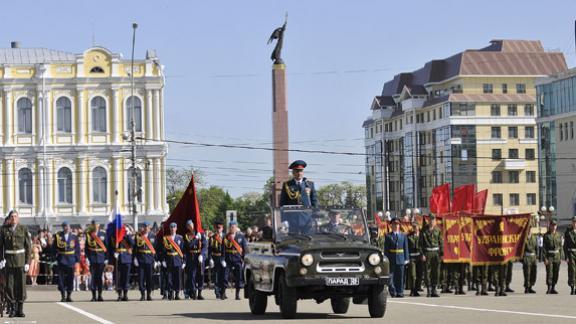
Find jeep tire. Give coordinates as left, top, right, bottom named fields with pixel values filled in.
left=278, top=274, right=298, bottom=319
left=330, top=297, right=350, bottom=314
left=368, top=284, right=387, bottom=318
left=247, top=277, right=267, bottom=315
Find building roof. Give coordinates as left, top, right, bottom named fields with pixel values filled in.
left=0, top=48, right=76, bottom=64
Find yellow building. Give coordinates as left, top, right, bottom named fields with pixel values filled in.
left=363, top=40, right=567, bottom=217
left=0, top=42, right=168, bottom=226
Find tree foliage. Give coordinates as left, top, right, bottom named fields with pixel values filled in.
left=317, top=181, right=366, bottom=208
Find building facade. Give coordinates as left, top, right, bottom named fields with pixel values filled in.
left=0, top=42, right=168, bottom=227
left=536, top=68, right=576, bottom=223
left=363, top=40, right=567, bottom=218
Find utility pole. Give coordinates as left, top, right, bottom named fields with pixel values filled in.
left=130, top=23, right=138, bottom=229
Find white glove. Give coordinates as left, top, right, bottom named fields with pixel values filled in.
left=162, top=261, right=167, bottom=268
left=114, top=252, right=119, bottom=259
left=104, top=260, right=109, bottom=265
left=86, top=258, right=90, bottom=267
left=404, top=260, right=409, bottom=265
left=153, top=261, right=159, bottom=270
left=181, top=263, right=186, bottom=269
left=221, top=260, right=227, bottom=268
left=134, top=258, right=139, bottom=267
left=209, top=258, right=214, bottom=269
left=196, top=232, right=202, bottom=240
left=0, top=260, right=6, bottom=269
left=198, top=255, right=204, bottom=264
left=24, top=264, right=30, bottom=272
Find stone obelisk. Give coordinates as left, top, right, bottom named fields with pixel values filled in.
left=268, top=18, right=289, bottom=207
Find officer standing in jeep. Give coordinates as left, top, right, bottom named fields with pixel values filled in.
left=280, top=160, right=318, bottom=208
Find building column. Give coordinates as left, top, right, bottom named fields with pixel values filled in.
left=44, top=91, right=52, bottom=145
left=45, top=160, right=53, bottom=216
left=38, top=160, right=45, bottom=217
left=5, top=160, right=13, bottom=210
left=76, top=88, right=85, bottom=144
left=111, top=88, right=120, bottom=144
left=4, top=91, right=12, bottom=145
left=153, top=90, right=161, bottom=141
left=113, top=156, right=121, bottom=211
left=0, top=90, right=3, bottom=144
left=146, top=90, right=153, bottom=141
left=0, top=162, right=3, bottom=214
left=146, top=159, right=154, bottom=214
left=159, top=90, right=165, bottom=141
left=161, top=157, right=167, bottom=213
left=154, top=158, right=161, bottom=211
left=77, top=157, right=87, bottom=214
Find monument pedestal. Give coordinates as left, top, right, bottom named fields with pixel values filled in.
left=272, top=63, right=289, bottom=207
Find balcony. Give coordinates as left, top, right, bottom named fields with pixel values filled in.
left=503, top=159, right=526, bottom=170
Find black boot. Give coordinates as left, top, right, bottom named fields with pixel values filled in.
left=500, top=287, right=507, bottom=296
left=197, top=290, right=204, bottom=300
left=426, top=287, right=431, bottom=297
left=168, top=291, right=173, bottom=300
left=550, top=285, right=559, bottom=294
left=235, top=288, right=241, bottom=300
left=8, top=302, right=15, bottom=318
left=66, top=292, right=73, bottom=302
left=117, top=290, right=123, bottom=301
left=60, top=291, right=66, bottom=302
left=487, top=283, right=495, bottom=292
left=546, top=285, right=551, bottom=294
left=571, top=285, right=575, bottom=295
left=431, top=287, right=440, bottom=297
left=122, top=290, right=129, bottom=301
left=175, top=292, right=181, bottom=300
left=481, top=284, right=488, bottom=296
left=524, top=287, right=529, bottom=294
left=505, top=285, right=514, bottom=293
left=190, top=290, right=197, bottom=300
left=147, top=290, right=153, bottom=301
left=98, top=289, right=104, bottom=301
left=140, top=291, right=145, bottom=301
left=528, top=286, right=536, bottom=294
left=16, top=302, right=24, bottom=318
left=221, top=290, right=228, bottom=300
left=91, top=290, right=96, bottom=301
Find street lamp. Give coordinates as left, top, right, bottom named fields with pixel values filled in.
left=385, top=211, right=391, bottom=221
left=540, top=206, right=555, bottom=223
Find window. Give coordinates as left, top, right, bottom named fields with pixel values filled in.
left=525, top=126, right=534, bottom=139
left=92, top=167, right=107, bottom=203
left=451, top=103, right=475, bottom=116
left=571, top=121, right=574, bottom=139
left=566, top=123, right=569, bottom=141
left=17, top=97, right=32, bottom=134
left=492, top=171, right=503, bottom=183
left=18, top=168, right=33, bottom=204
left=491, top=127, right=501, bottom=139
left=510, top=193, right=520, bottom=206
left=524, top=104, right=534, bottom=116
left=507, top=104, right=517, bottom=116
left=91, top=96, right=107, bottom=132
left=516, top=84, right=526, bottom=94
left=483, top=83, right=493, bottom=94
left=125, top=96, right=142, bottom=132
left=493, top=194, right=503, bottom=206
left=509, top=171, right=519, bottom=183
left=526, top=193, right=537, bottom=205
left=560, top=124, right=564, bottom=141
left=509, top=149, right=519, bottom=159
left=56, top=97, right=72, bottom=133
left=502, top=84, right=508, bottom=94
left=433, top=110, right=436, bottom=120
left=526, top=171, right=536, bottom=183
left=492, top=149, right=502, bottom=160
left=438, top=107, right=443, bottom=119
left=57, top=167, right=73, bottom=204
left=508, top=126, right=518, bottom=139
left=127, top=167, right=143, bottom=203
left=525, top=148, right=535, bottom=160
left=90, top=66, right=104, bottom=73
left=490, top=104, right=501, bottom=116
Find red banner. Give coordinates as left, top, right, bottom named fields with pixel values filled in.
left=471, top=214, right=531, bottom=265
left=472, top=190, right=488, bottom=214
left=442, top=213, right=472, bottom=263
left=158, top=174, right=204, bottom=239
left=452, top=184, right=475, bottom=213
left=430, top=183, right=451, bottom=214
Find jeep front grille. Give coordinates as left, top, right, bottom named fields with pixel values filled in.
left=320, top=251, right=361, bottom=260
left=316, top=261, right=365, bottom=273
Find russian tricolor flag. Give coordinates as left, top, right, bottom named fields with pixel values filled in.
left=107, top=207, right=126, bottom=248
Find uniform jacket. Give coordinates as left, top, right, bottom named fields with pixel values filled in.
left=224, top=232, right=247, bottom=264
left=159, top=234, right=185, bottom=267
left=54, top=231, right=80, bottom=267
left=543, top=231, right=563, bottom=262
left=208, top=231, right=225, bottom=261
left=407, top=232, right=420, bottom=259
left=134, top=232, right=157, bottom=265
left=184, top=231, right=208, bottom=263
left=564, top=227, right=576, bottom=260
left=0, top=224, right=31, bottom=268
left=279, top=178, right=318, bottom=207
left=108, top=235, right=135, bottom=265
left=384, top=231, right=410, bottom=266
left=85, top=229, right=108, bottom=264
left=523, top=233, right=538, bottom=255
left=419, top=226, right=443, bottom=257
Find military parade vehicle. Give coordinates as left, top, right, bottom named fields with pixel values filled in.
left=244, top=206, right=389, bottom=319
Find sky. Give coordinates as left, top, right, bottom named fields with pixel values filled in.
left=2, top=0, right=576, bottom=197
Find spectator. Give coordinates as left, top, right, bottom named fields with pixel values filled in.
left=28, top=236, right=42, bottom=285
left=104, top=265, right=114, bottom=291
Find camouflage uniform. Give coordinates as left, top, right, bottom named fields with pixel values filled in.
left=419, top=223, right=442, bottom=297
left=0, top=222, right=31, bottom=317
left=543, top=229, right=563, bottom=294
left=522, top=233, right=538, bottom=293
left=564, top=221, right=576, bottom=295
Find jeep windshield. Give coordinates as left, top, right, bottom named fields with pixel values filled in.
left=274, top=207, right=369, bottom=242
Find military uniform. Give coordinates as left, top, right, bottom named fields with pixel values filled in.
left=472, top=265, right=489, bottom=295
left=0, top=221, right=31, bottom=317
left=492, top=263, right=509, bottom=296
left=419, top=221, right=442, bottom=297
left=108, top=234, right=135, bottom=301
left=54, top=230, right=80, bottom=302
left=209, top=230, right=226, bottom=299
left=406, top=230, right=423, bottom=296
left=224, top=230, right=247, bottom=300
left=279, top=160, right=318, bottom=208
left=85, top=226, right=108, bottom=301
left=383, top=223, right=410, bottom=298
left=522, top=233, right=538, bottom=293
left=543, top=227, right=563, bottom=294
left=159, top=233, right=185, bottom=300
left=184, top=230, right=207, bottom=299
left=134, top=231, right=157, bottom=300
left=564, top=220, right=576, bottom=294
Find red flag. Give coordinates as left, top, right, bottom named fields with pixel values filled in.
left=472, top=189, right=488, bottom=214
left=430, top=183, right=450, bottom=214
left=452, top=184, right=475, bottom=213
left=374, top=213, right=383, bottom=227
left=158, top=174, right=204, bottom=238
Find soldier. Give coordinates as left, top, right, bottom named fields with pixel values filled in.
left=383, top=217, right=410, bottom=298
left=419, top=215, right=442, bottom=297
left=543, top=218, right=563, bottom=294
left=522, top=228, right=538, bottom=294
left=224, top=220, right=247, bottom=300
left=493, top=262, right=508, bottom=296
left=134, top=221, right=157, bottom=301
left=407, top=221, right=423, bottom=296
left=184, top=220, right=207, bottom=300
left=472, top=265, right=489, bottom=296
left=0, top=210, right=31, bottom=318
left=209, top=221, right=226, bottom=299
left=564, top=216, right=576, bottom=295
left=279, top=160, right=318, bottom=207
left=54, top=221, right=80, bottom=302
left=85, top=220, right=108, bottom=301
left=108, top=226, right=134, bottom=301
left=160, top=222, right=185, bottom=300
left=505, top=261, right=514, bottom=293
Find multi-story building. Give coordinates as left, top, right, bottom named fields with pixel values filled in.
left=363, top=40, right=567, bottom=217
left=536, top=68, right=576, bottom=224
left=0, top=42, right=168, bottom=227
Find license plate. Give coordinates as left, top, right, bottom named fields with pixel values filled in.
left=325, top=277, right=359, bottom=286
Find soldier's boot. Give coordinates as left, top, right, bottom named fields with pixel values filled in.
left=146, top=289, right=153, bottom=301
left=524, top=287, right=530, bottom=294
left=499, top=287, right=507, bottom=297
left=221, top=290, right=228, bottom=300
left=91, top=290, right=97, bottom=301
left=97, top=289, right=104, bottom=301
left=570, top=285, right=575, bottom=295
left=140, top=291, right=146, bottom=301
left=459, top=286, right=466, bottom=295
left=426, top=287, right=431, bottom=297
left=66, top=292, right=73, bottom=302
left=550, top=285, right=559, bottom=294
left=60, top=291, right=66, bottom=302
left=431, top=287, right=440, bottom=298
left=235, top=288, right=241, bottom=300
left=528, top=286, right=536, bottom=294
left=175, top=292, right=181, bottom=300
left=412, top=288, right=420, bottom=297
left=197, top=290, right=204, bottom=300
left=8, top=303, right=15, bottom=318
left=168, top=291, right=174, bottom=300
left=487, top=283, right=495, bottom=292
left=190, top=290, right=197, bottom=300
left=546, top=285, right=551, bottom=294
left=122, top=290, right=129, bottom=301
left=505, top=285, right=514, bottom=293
left=15, top=302, right=24, bottom=318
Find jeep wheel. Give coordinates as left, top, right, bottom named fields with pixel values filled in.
left=247, top=277, right=267, bottom=315
left=278, top=274, right=298, bottom=319
left=368, top=285, right=387, bottom=318
left=330, top=297, right=350, bottom=314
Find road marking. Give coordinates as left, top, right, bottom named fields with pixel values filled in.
left=56, top=302, right=115, bottom=324
left=389, top=300, right=576, bottom=320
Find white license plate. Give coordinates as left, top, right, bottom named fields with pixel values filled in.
left=325, top=277, right=359, bottom=286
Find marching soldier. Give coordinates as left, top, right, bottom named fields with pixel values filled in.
left=209, top=221, right=226, bottom=299
left=564, top=216, right=576, bottom=295
left=134, top=221, right=157, bottom=301
left=543, top=218, right=563, bottom=294
left=85, top=220, right=108, bottom=301
left=224, top=220, right=247, bottom=300
left=383, top=217, right=410, bottom=298
left=160, top=222, right=185, bottom=300
left=108, top=226, right=135, bottom=301
left=407, top=221, right=423, bottom=296
left=0, top=210, right=31, bottom=318
left=522, top=228, right=538, bottom=294
left=419, top=215, right=442, bottom=297
left=279, top=160, right=318, bottom=207
left=184, top=220, right=207, bottom=300
left=54, top=221, right=80, bottom=302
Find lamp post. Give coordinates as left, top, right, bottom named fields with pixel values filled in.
left=413, top=208, right=421, bottom=222
left=539, top=206, right=555, bottom=230
left=385, top=211, right=391, bottom=221
left=130, top=22, right=139, bottom=229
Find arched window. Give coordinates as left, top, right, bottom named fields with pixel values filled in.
left=17, top=98, right=33, bottom=134
left=56, top=97, right=72, bottom=133
left=90, top=66, right=104, bottom=73
left=125, top=96, right=142, bottom=132
left=92, top=167, right=107, bottom=203
left=127, top=167, right=143, bottom=203
left=91, top=96, right=107, bottom=132
left=58, top=167, right=73, bottom=204
left=18, top=168, right=33, bottom=204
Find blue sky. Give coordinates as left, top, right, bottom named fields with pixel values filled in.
left=2, top=0, right=576, bottom=197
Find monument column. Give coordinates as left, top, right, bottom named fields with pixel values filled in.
left=272, top=63, right=289, bottom=207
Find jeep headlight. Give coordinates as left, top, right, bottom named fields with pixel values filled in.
left=301, top=253, right=314, bottom=267
left=368, top=253, right=381, bottom=266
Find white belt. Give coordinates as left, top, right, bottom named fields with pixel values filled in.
left=426, top=247, right=439, bottom=251
left=569, top=249, right=576, bottom=252
left=410, top=253, right=420, bottom=257
left=547, top=250, right=559, bottom=254
left=5, top=249, right=25, bottom=255
left=524, top=252, right=535, bottom=256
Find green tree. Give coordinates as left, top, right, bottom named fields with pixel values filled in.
left=317, top=182, right=367, bottom=208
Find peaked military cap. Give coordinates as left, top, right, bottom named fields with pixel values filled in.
left=289, top=160, right=307, bottom=170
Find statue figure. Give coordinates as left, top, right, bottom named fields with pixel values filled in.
left=268, top=16, right=287, bottom=64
